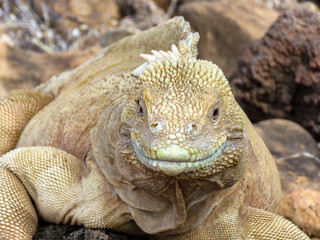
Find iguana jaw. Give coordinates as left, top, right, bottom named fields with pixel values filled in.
left=132, top=139, right=227, bottom=176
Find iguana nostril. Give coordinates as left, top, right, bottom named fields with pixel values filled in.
left=150, top=122, right=162, bottom=133
left=187, top=123, right=199, bottom=134
left=151, top=123, right=158, bottom=129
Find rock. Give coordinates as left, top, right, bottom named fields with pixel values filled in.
left=179, top=0, right=279, bottom=78
left=117, top=0, right=167, bottom=30
left=0, top=40, right=99, bottom=97
left=256, top=0, right=319, bottom=12
left=34, top=222, right=80, bottom=240
left=254, top=119, right=320, bottom=160
left=279, top=189, right=320, bottom=237
left=66, top=229, right=111, bottom=240
left=34, top=221, right=147, bottom=240
left=254, top=119, right=320, bottom=237
left=254, top=119, right=320, bottom=194
left=0, top=81, right=6, bottom=98
left=31, top=0, right=120, bottom=34
left=152, top=0, right=172, bottom=10
left=231, top=9, right=320, bottom=141
left=298, top=1, right=319, bottom=12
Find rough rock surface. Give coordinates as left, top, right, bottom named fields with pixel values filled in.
left=231, top=9, right=320, bottom=141
left=279, top=189, right=320, bottom=237
left=254, top=119, right=320, bottom=237
left=179, top=0, right=278, bottom=78
left=34, top=220, right=147, bottom=240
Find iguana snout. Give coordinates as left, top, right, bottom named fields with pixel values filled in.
left=132, top=140, right=228, bottom=176
left=149, top=120, right=200, bottom=136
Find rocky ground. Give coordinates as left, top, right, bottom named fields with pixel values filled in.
left=0, top=0, right=320, bottom=239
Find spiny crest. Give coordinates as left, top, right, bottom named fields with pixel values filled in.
left=178, top=31, right=199, bottom=58
left=139, top=56, right=233, bottom=97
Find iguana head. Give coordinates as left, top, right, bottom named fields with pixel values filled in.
left=118, top=34, right=248, bottom=183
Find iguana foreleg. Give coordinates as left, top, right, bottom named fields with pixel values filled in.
left=0, top=166, right=37, bottom=240
left=0, top=146, right=139, bottom=239
left=0, top=147, right=84, bottom=239
left=0, top=90, right=52, bottom=156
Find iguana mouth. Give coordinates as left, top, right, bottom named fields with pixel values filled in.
left=132, top=140, right=227, bottom=176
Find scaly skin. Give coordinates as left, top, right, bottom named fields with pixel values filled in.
left=0, top=17, right=310, bottom=239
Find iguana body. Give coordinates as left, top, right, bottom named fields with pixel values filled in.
left=0, top=17, right=309, bottom=239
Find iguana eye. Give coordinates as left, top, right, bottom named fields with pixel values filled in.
left=213, top=108, right=219, bottom=119
left=136, top=99, right=144, bottom=114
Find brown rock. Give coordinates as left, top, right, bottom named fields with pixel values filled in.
left=231, top=9, right=320, bottom=141
left=254, top=119, right=320, bottom=160
left=152, top=0, right=172, bottom=10
left=254, top=119, right=320, bottom=193
left=179, top=0, right=279, bottom=78
left=117, top=0, right=167, bottom=30
left=254, top=118, right=320, bottom=237
left=279, top=189, right=320, bottom=237
left=0, top=40, right=99, bottom=97
left=0, top=81, right=6, bottom=98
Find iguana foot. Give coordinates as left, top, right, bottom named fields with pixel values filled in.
left=243, top=207, right=310, bottom=240
left=0, top=167, right=37, bottom=240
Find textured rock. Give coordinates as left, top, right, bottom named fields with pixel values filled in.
left=254, top=119, right=320, bottom=237
left=279, top=189, right=320, bottom=237
left=34, top=221, right=147, bottom=240
left=179, top=0, right=278, bottom=78
left=231, top=9, right=320, bottom=140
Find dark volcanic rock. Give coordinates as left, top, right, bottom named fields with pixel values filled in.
left=231, top=9, right=320, bottom=141
left=34, top=220, right=147, bottom=240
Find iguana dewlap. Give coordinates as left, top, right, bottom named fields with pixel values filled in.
left=0, top=17, right=310, bottom=240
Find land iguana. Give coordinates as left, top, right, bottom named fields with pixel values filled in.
left=0, top=17, right=310, bottom=239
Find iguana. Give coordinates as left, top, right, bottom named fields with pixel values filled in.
left=0, top=17, right=310, bottom=240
